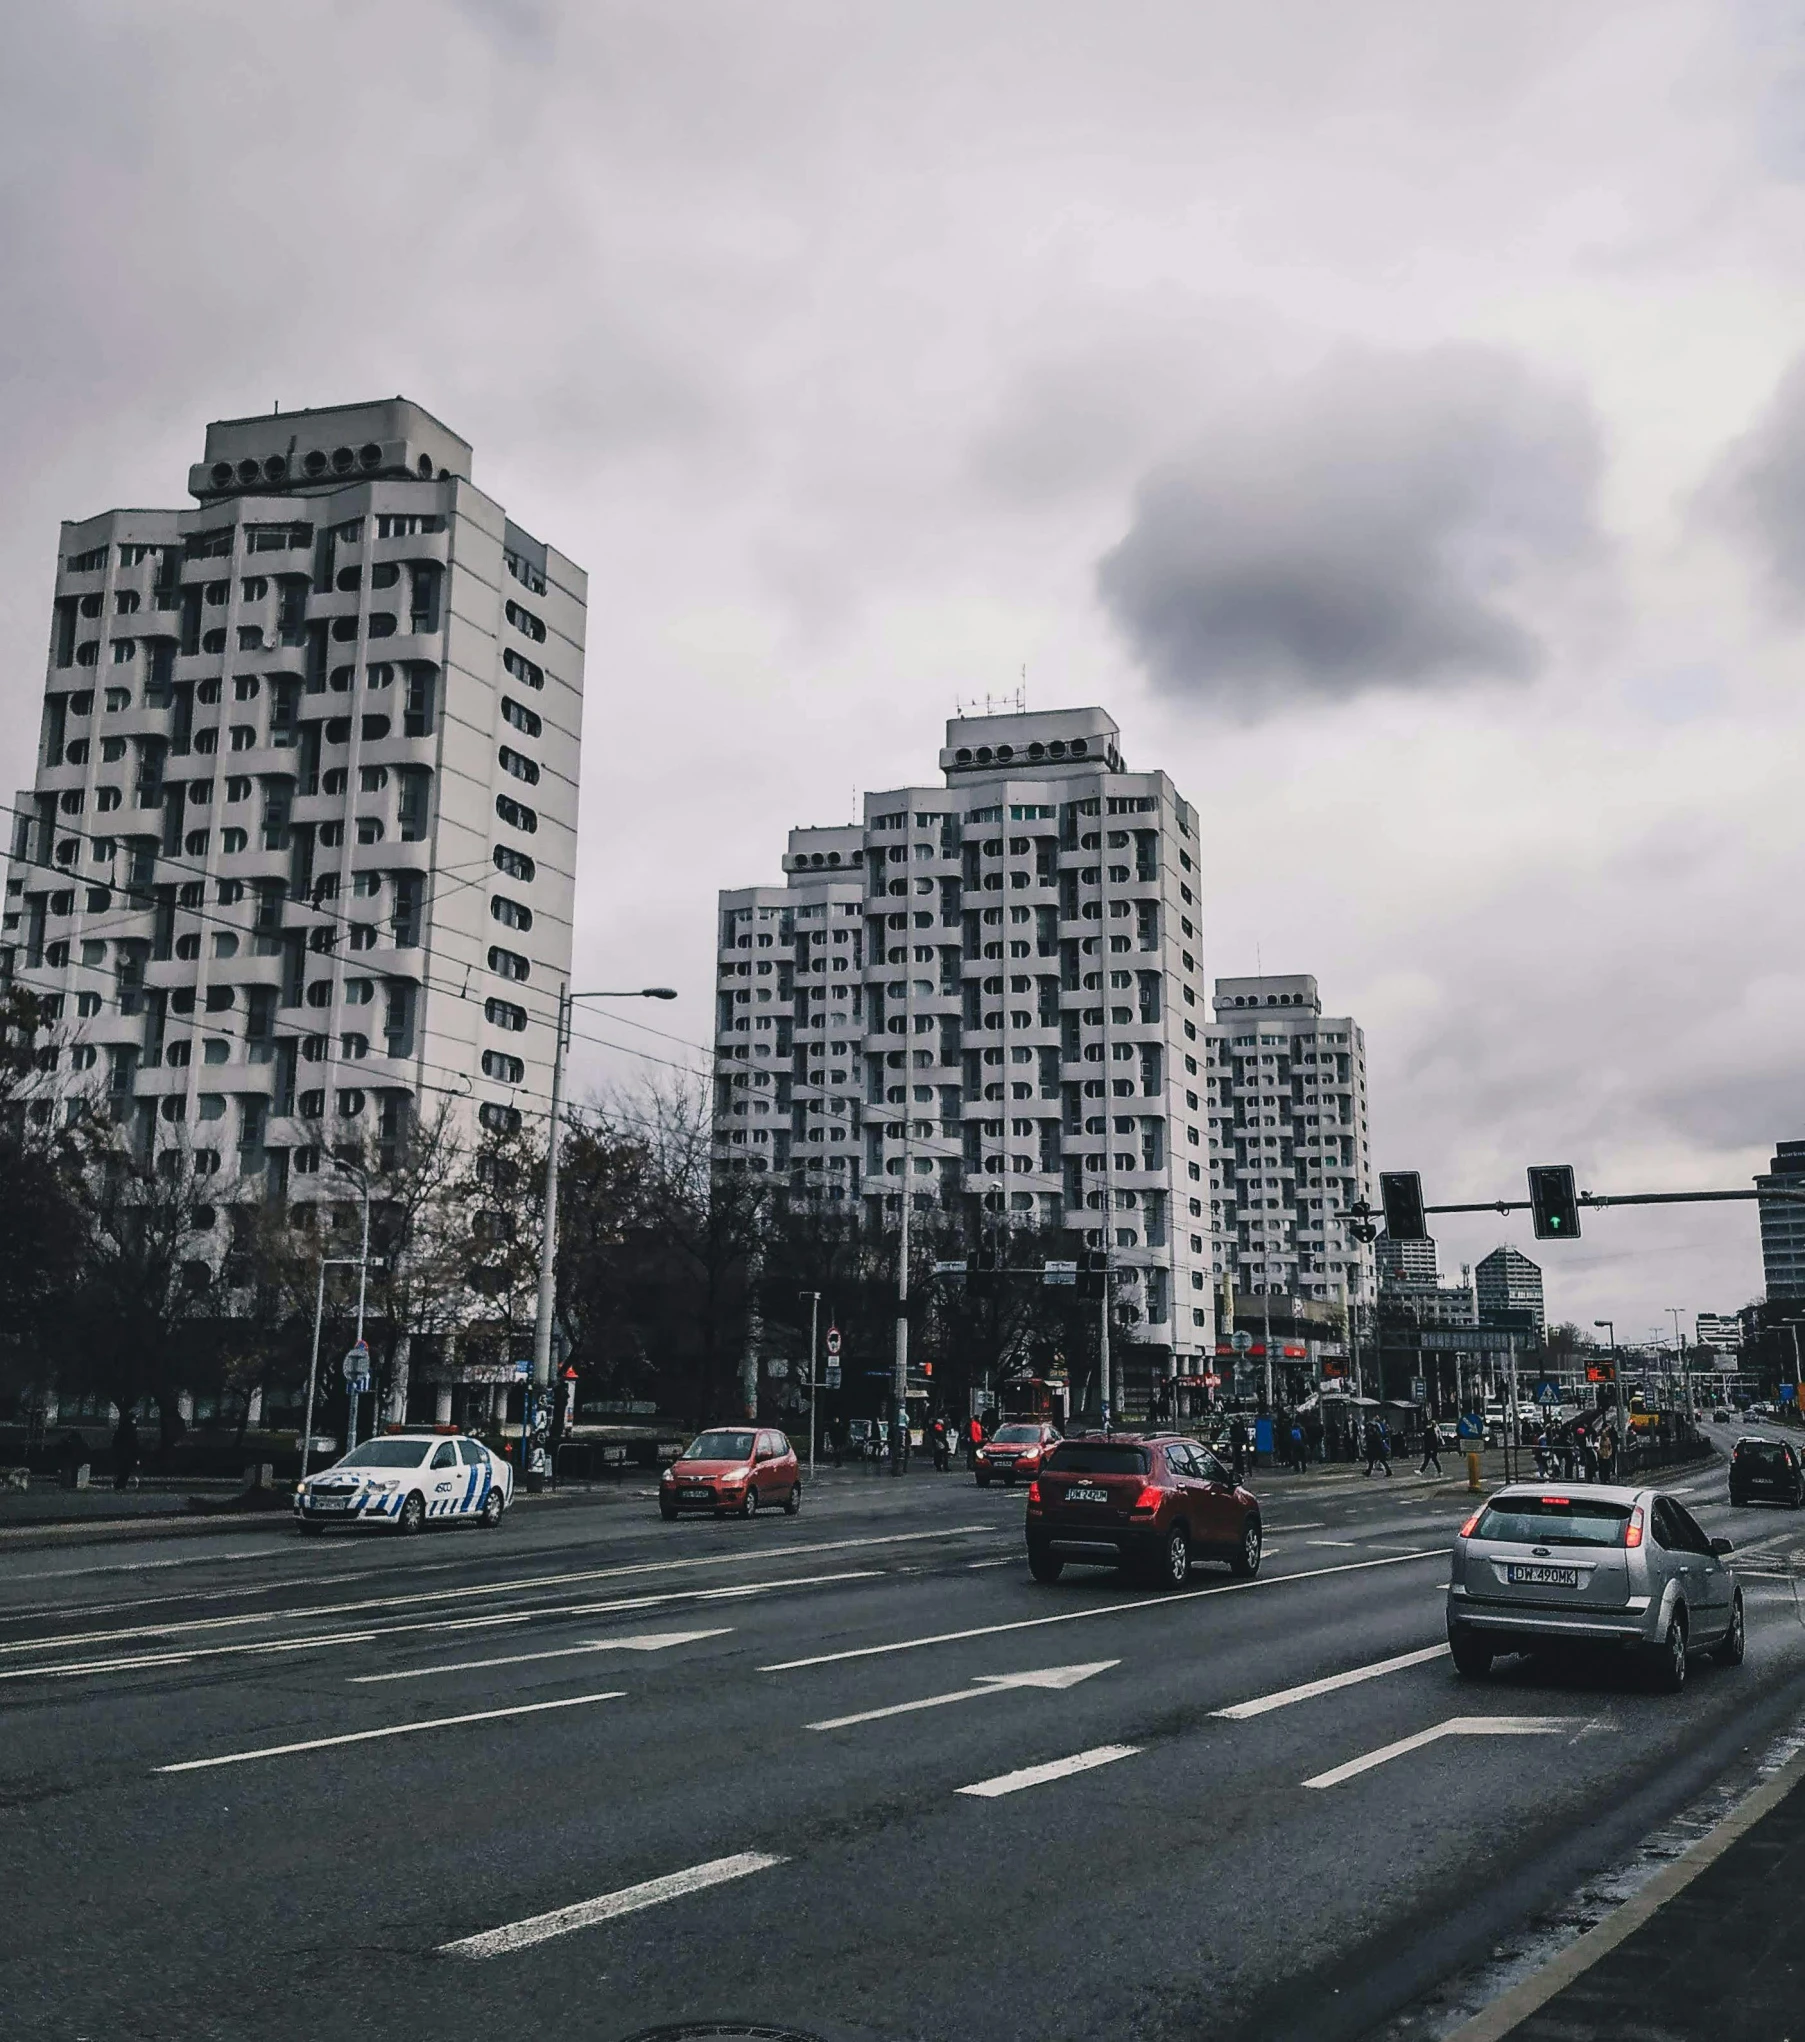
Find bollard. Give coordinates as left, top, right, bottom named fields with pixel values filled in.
left=1467, top=1450, right=1481, bottom=1493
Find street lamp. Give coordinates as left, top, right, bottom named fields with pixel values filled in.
left=299, top=1252, right=386, bottom=1482
left=530, top=986, right=678, bottom=1462
left=799, top=1290, right=821, bottom=1475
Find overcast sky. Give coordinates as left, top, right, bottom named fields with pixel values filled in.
left=5, top=0, right=1805, bottom=1343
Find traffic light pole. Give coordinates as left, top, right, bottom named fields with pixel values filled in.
left=801, top=1290, right=821, bottom=1476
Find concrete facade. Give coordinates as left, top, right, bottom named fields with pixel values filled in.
left=1202, top=974, right=1374, bottom=1306
left=713, top=706, right=1214, bottom=1366
left=1759, top=1142, right=1805, bottom=1302
left=3, top=398, right=583, bottom=1207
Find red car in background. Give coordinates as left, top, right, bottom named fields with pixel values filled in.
left=975, top=1421, right=1062, bottom=1487
left=1026, top=1432, right=1262, bottom=1587
left=660, top=1427, right=803, bottom=1520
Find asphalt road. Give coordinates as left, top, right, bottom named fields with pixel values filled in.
left=4, top=1432, right=1805, bottom=2042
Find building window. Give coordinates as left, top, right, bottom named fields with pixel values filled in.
left=484, top=997, right=527, bottom=1032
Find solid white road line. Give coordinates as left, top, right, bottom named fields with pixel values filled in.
left=761, top=1549, right=1444, bottom=1672
left=351, top=1628, right=732, bottom=1684
left=5, top=1572, right=878, bottom=1683
left=0, top=1527, right=994, bottom=1660
left=1212, top=1644, right=1449, bottom=1719
left=1306, top=1539, right=1361, bottom=1548
left=439, top=1851, right=787, bottom=1959
left=1302, top=1714, right=1574, bottom=1790
left=155, top=1690, right=627, bottom=1773
left=808, top=1660, right=1117, bottom=1731
left=957, top=1745, right=1140, bottom=1798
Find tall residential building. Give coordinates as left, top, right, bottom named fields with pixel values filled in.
left=1202, top=975, right=1374, bottom=1305
left=713, top=706, right=1215, bottom=1369
left=1758, top=1142, right=1805, bottom=1301
left=3, top=397, right=583, bottom=1203
left=1376, top=1232, right=1438, bottom=1284
left=1475, top=1244, right=1545, bottom=1333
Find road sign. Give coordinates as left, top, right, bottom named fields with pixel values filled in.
left=933, top=1259, right=968, bottom=1276
left=341, top=1340, right=369, bottom=1380
left=1231, top=1331, right=1253, bottom=1353
left=1043, top=1268, right=1076, bottom=1287
left=347, top=1374, right=370, bottom=1396
left=825, top=1361, right=841, bottom=1390
left=1411, top=1378, right=1427, bottom=1402
left=1044, top=1260, right=1077, bottom=1274
left=1536, top=1382, right=1559, bottom=1404
left=825, top=1326, right=842, bottom=1357
left=513, top=1357, right=532, bottom=1378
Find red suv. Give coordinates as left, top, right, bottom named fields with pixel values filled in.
left=975, top=1421, right=1061, bottom=1487
left=1026, top=1433, right=1261, bottom=1587
left=660, top=1427, right=802, bottom=1520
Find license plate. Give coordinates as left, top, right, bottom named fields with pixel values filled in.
left=311, top=1497, right=350, bottom=1512
left=682, top=1488, right=711, bottom=1500
left=1067, top=1486, right=1109, bottom=1504
left=1507, top=1563, right=1578, bottom=1587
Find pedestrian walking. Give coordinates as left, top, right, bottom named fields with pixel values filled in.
left=1228, top=1414, right=1249, bottom=1481
left=967, top=1414, right=984, bottom=1468
left=111, top=1410, right=139, bottom=1492
left=931, top=1416, right=950, bottom=1472
left=1419, top=1414, right=1443, bottom=1477
left=1288, top=1415, right=1306, bottom=1474
left=1364, top=1416, right=1392, bottom=1478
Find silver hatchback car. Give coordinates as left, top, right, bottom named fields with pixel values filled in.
left=1447, top=1484, right=1744, bottom=1692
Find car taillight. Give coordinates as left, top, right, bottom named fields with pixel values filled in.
left=1458, top=1510, right=1481, bottom=1537
left=1625, top=1506, right=1645, bottom=1549
left=1027, top=1481, right=1041, bottom=1505
left=1131, top=1484, right=1162, bottom=1513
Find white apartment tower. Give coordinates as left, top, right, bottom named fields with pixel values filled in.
left=1203, top=974, right=1374, bottom=1304
left=714, top=707, right=1216, bottom=1368
left=2, top=398, right=583, bottom=1196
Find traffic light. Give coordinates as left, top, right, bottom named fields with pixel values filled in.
left=967, top=1243, right=999, bottom=1296
left=1379, top=1171, right=1428, bottom=1242
left=1527, top=1164, right=1581, bottom=1241
left=1077, top=1250, right=1108, bottom=1301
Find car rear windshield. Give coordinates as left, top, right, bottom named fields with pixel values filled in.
left=1737, top=1441, right=1786, bottom=1463
left=337, top=1441, right=431, bottom=1469
left=684, top=1431, right=754, bottom=1461
left=1046, top=1443, right=1150, bottom=1475
left=1473, top=1496, right=1634, bottom=1547
left=992, top=1425, right=1041, bottom=1444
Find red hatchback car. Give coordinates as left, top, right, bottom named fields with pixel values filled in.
left=975, top=1421, right=1061, bottom=1487
left=660, top=1427, right=802, bottom=1520
left=1026, top=1432, right=1262, bottom=1587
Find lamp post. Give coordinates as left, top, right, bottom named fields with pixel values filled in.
left=800, top=1289, right=821, bottom=1475
left=1668, top=1307, right=1695, bottom=1428
left=530, top=985, right=678, bottom=1434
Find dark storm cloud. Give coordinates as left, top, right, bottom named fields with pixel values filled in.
left=1095, top=344, right=1606, bottom=718
left=1698, top=351, right=1805, bottom=620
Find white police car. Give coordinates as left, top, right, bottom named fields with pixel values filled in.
left=294, top=1430, right=512, bottom=1534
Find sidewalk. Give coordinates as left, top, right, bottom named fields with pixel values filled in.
left=1456, top=1746, right=1805, bottom=2041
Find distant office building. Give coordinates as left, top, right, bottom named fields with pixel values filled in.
left=1476, top=1244, right=1545, bottom=1334
left=1695, top=1313, right=1740, bottom=1357
left=1381, top=1274, right=1477, bottom=1329
left=1376, top=1232, right=1438, bottom=1284
left=1202, top=974, right=1374, bottom=1305
left=1758, top=1143, right=1805, bottom=1301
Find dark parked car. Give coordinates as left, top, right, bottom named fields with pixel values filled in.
left=1025, top=1432, right=1261, bottom=1588
left=1729, top=1436, right=1805, bottom=1508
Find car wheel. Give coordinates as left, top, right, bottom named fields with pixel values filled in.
left=1449, top=1629, right=1493, bottom=1679
left=1152, top=1523, right=1191, bottom=1589
left=479, top=1489, right=505, bottom=1529
left=395, top=1493, right=425, bottom=1536
left=1712, top=1592, right=1746, bottom=1667
left=976, top=1474, right=990, bottom=1488
left=1653, top=1609, right=1689, bottom=1693
left=784, top=1483, right=801, bottom=1515
left=1027, top=1542, right=1064, bottom=1584
left=741, top=1485, right=758, bottom=1518
left=659, top=1502, right=678, bottom=1522
left=1230, top=1517, right=1263, bottom=1579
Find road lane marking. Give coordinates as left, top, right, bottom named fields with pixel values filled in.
left=1265, top=1521, right=1328, bottom=1531
left=761, top=1549, right=1444, bottom=1671
left=1303, top=1714, right=1575, bottom=1789
left=156, top=1690, right=627, bottom=1772
left=808, top=1659, right=1117, bottom=1730
left=957, top=1745, right=1139, bottom=1798
left=6, top=1574, right=876, bottom=1684
left=1212, top=1644, right=1449, bottom=1719
left=439, top=1851, right=787, bottom=1958
left=1306, top=1539, right=1360, bottom=1548
left=352, top=1628, right=732, bottom=1683
left=0, top=1528, right=993, bottom=1659
left=966, top=1558, right=1016, bottom=1570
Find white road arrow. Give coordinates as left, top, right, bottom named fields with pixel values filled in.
left=1303, top=1715, right=1576, bottom=1790
left=807, top=1660, right=1119, bottom=1731
left=351, top=1628, right=733, bottom=1684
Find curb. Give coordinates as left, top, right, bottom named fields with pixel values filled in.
left=1446, top=1741, right=1805, bottom=2041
